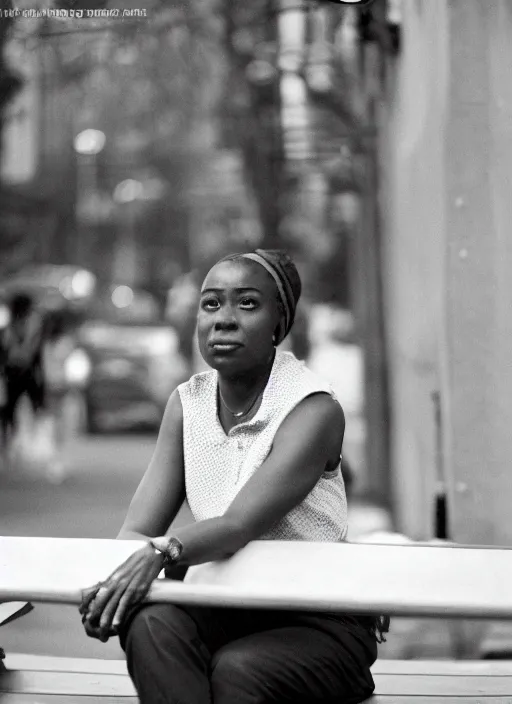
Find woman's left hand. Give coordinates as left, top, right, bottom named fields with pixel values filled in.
left=79, top=543, right=164, bottom=642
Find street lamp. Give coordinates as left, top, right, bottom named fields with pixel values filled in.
left=325, top=144, right=362, bottom=226
left=113, top=178, right=143, bottom=204
left=73, top=128, right=107, bottom=265
left=73, top=128, right=106, bottom=157
left=112, top=178, right=144, bottom=286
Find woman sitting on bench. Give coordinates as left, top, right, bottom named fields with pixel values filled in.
left=80, top=248, right=388, bottom=704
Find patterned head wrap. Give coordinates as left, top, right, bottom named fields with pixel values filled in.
left=221, top=248, right=301, bottom=345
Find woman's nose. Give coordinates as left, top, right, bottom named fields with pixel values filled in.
left=214, top=308, right=238, bottom=330
left=214, top=317, right=238, bottom=330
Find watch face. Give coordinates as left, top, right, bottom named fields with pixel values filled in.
left=317, top=0, right=375, bottom=6
left=167, top=538, right=183, bottom=563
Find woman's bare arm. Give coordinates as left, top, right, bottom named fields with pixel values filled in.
left=117, top=389, right=186, bottom=541
left=170, top=392, right=344, bottom=564
left=81, top=391, right=186, bottom=641
left=81, top=391, right=343, bottom=641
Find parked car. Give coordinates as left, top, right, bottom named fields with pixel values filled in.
left=78, top=318, right=189, bottom=433
left=0, top=265, right=97, bottom=313
left=76, top=284, right=190, bottom=433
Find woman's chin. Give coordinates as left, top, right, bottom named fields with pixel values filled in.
left=206, top=355, right=240, bottom=372
left=202, top=351, right=250, bottom=376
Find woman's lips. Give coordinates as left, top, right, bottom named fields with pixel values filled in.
left=209, top=342, right=242, bottom=353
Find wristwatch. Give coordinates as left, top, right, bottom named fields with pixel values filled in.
left=150, top=536, right=184, bottom=567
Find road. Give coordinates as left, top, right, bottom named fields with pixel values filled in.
left=0, top=433, right=165, bottom=660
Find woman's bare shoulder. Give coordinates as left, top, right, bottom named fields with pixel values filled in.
left=162, top=387, right=184, bottom=428
left=302, top=391, right=345, bottom=428
left=276, top=391, right=345, bottom=448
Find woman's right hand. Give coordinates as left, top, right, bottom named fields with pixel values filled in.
left=79, top=544, right=165, bottom=643
left=80, top=583, right=113, bottom=642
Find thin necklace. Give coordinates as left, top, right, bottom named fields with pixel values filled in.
left=218, top=385, right=263, bottom=419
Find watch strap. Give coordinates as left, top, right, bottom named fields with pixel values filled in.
left=150, top=536, right=183, bottom=567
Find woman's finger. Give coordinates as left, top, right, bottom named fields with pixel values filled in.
left=83, top=617, right=109, bottom=642
left=79, top=583, right=102, bottom=614
left=86, top=583, right=116, bottom=625
left=98, top=582, right=128, bottom=638
left=82, top=606, right=117, bottom=642
left=112, top=580, right=146, bottom=631
left=112, top=560, right=161, bottom=630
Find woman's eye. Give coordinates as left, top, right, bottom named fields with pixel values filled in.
left=201, top=298, right=219, bottom=311
left=240, top=298, right=258, bottom=309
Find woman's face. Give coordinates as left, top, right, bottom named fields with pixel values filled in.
left=197, top=259, right=281, bottom=374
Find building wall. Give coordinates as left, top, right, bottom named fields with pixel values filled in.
left=1, top=39, right=39, bottom=185
left=381, top=0, right=512, bottom=544
left=379, top=0, right=449, bottom=539
left=443, top=0, right=512, bottom=545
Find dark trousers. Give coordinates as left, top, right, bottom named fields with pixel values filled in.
left=120, top=603, right=377, bottom=704
left=1, top=369, right=45, bottom=439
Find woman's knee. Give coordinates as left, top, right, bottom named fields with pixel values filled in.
left=119, top=603, right=192, bottom=654
left=211, top=646, right=267, bottom=702
left=119, top=604, right=159, bottom=652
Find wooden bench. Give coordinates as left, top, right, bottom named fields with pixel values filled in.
left=4, top=652, right=512, bottom=703
left=2, top=536, right=512, bottom=702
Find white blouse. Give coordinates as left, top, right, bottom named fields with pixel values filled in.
left=177, top=350, right=348, bottom=542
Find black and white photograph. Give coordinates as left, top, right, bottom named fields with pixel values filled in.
left=1, top=0, right=512, bottom=702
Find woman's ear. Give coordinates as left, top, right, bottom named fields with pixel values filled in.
left=273, top=301, right=284, bottom=346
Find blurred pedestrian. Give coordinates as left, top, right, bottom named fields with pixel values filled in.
left=41, top=309, right=77, bottom=482
left=0, top=292, right=45, bottom=466
left=165, top=272, right=200, bottom=366
left=80, top=248, right=388, bottom=704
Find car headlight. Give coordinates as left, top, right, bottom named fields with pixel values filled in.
left=65, top=348, right=92, bottom=386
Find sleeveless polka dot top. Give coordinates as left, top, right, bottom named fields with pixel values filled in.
left=178, top=350, right=348, bottom=542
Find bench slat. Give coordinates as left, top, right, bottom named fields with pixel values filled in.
left=4, top=659, right=512, bottom=699
left=3, top=537, right=512, bottom=618
left=0, top=671, right=137, bottom=697
left=0, top=695, right=138, bottom=703
left=375, top=674, right=512, bottom=696
left=4, top=700, right=511, bottom=704
left=2, top=700, right=510, bottom=704
left=4, top=654, right=128, bottom=675
left=7, top=654, right=512, bottom=678
left=2, top=697, right=510, bottom=704
left=0, top=692, right=510, bottom=704
left=0, top=656, right=512, bottom=704
left=373, top=659, right=512, bottom=676
left=370, top=698, right=512, bottom=703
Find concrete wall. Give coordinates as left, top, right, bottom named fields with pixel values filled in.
left=380, top=0, right=449, bottom=539
left=381, top=0, right=512, bottom=543
left=444, top=0, right=512, bottom=545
